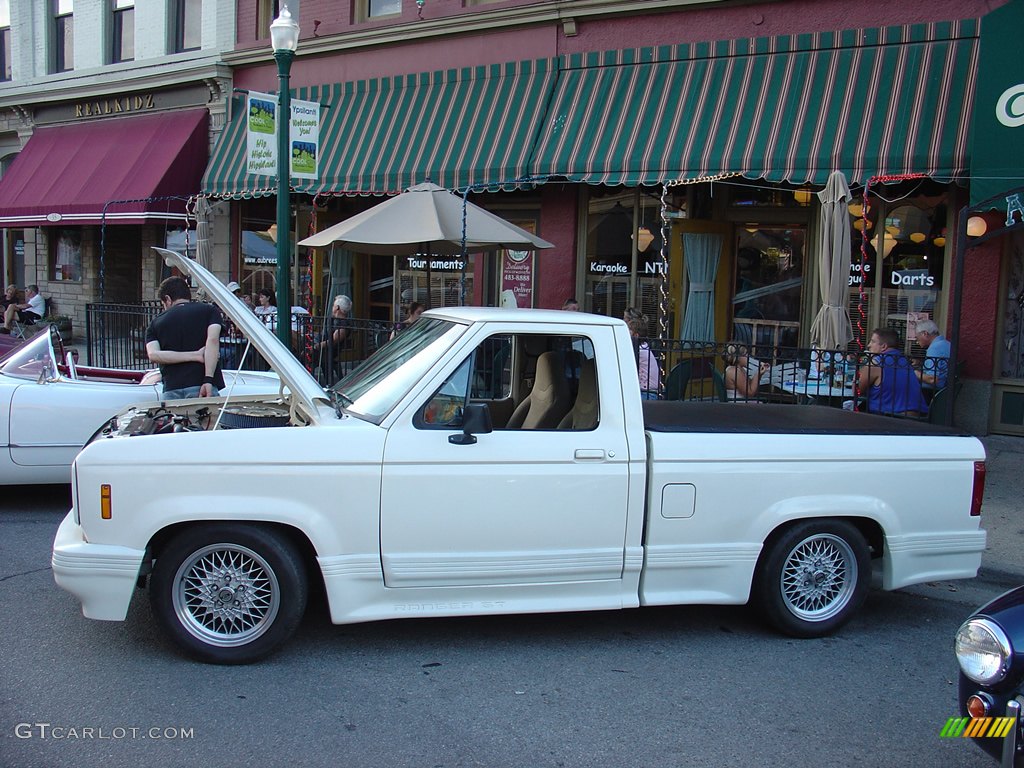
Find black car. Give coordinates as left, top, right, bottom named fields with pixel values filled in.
left=955, top=585, right=1024, bottom=767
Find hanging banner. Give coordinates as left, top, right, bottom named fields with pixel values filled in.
left=246, top=91, right=277, bottom=176
left=289, top=99, right=319, bottom=180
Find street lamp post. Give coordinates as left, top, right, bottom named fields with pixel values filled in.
left=270, top=5, right=300, bottom=348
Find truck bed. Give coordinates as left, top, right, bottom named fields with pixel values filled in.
left=642, top=401, right=964, bottom=436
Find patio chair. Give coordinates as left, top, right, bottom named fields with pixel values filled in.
left=663, top=360, right=692, bottom=400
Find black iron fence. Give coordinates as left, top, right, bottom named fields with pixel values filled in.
left=85, top=303, right=956, bottom=424
left=85, top=302, right=397, bottom=387
left=646, top=338, right=956, bottom=424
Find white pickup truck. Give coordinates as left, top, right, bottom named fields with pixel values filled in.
left=52, top=250, right=988, bottom=664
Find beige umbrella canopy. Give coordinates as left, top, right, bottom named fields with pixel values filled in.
left=298, top=182, right=554, bottom=254
left=809, top=171, right=855, bottom=350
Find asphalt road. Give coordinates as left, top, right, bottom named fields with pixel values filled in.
left=1, top=437, right=1021, bottom=768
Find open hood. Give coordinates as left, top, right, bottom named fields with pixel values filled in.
left=152, top=248, right=330, bottom=415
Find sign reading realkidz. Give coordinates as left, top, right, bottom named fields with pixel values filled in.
left=246, top=92, right=277, bottom=176
left=289, top=99, right=319, bottom=180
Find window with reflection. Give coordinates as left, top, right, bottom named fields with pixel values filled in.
left=732, top=226, right=805, bottom=349
left=50, top=229, right=82, bottom=282
left=53, top=0, right=73, bottom=73
left=256, top=0, right=279, bottom=39
left=173, top=0, right=201, bottom=52
left=365, top=0, right=401, bottom=19
left=111, top=0, right=134, bottom=63
left=847, top=188, right=948, bottom=354
left=0, top=0, right=11, bottom=81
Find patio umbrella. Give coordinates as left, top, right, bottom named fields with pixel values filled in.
left=809, top=171, right=854, bottom=350
left=297, top=182, right=554, bottom=254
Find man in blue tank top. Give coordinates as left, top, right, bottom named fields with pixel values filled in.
left=857, top=327, right=928, bottom=418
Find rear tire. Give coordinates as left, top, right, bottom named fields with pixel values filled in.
left=150, top=524, right=307, bottom=664
left=754, top=519, right=869, bottom=638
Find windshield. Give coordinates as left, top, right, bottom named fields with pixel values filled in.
left=0, top=328, right=57, bottom=381
left=331, top=317, right=467, bottom=423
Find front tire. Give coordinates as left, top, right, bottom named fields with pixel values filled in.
left=150, top=525, right=308, bottom=664
left=754, top=520, right=869, bottom=638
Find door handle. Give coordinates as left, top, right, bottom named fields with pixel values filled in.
left=574, top=449, right=606, bottom=461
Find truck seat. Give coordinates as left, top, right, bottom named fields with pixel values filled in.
left=559, top=358, right=599, bottom=430
left=505, top=350, right=571, bottom=429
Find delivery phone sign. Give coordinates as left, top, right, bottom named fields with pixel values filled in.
left=501, top=248, right=535, bottom=308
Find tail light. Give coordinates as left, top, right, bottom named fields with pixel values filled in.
left=970, top=461, right=986, bottom=517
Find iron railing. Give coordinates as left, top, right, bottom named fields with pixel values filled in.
left=84, top=303, right=955, bottom=424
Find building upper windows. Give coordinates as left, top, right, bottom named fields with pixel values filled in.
left=0, top=0, right=10, bottom=82
left=111, top=0, right=134, bottom=63
left=256, top=0, right=280, bottom=40
left=172, top=0, right=202, bottom=52
left=53, top=0, right=74, bottom=73
left=358, top=0, right=401, bottom=22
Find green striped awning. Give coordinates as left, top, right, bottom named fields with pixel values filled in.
left=203, top=58, right=556, bottom=197
left=530, top=21, right=979, bottom=186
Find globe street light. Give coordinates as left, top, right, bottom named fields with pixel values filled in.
left=270, top=5, right=299, bottom=347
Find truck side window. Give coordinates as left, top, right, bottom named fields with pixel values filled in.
left=416, top=333, right=599, bottom=431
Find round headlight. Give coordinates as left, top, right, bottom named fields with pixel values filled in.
left=955, top=618, right=1012, bottom=685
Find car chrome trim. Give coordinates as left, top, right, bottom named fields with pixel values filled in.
left=1002, top=698, right=1020, bottom=768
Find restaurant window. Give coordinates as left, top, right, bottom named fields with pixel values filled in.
left=732, top=226, right=805, bottom=349
left=256, top=0, right=279, bottom=39
left=52, top=0, right=73, bottom=74
left=846, top=188, right=948, bottom=354
left=0, top=0, right=11, bottom=82
left=172, top=0, right=202, bottom=53
left=239, top=218, right=278, bottom=302
left=358, top=0, right=400, bottom=22
left=582, top=187, right=665, bottom=338
left=396, top=252, right=472, bottom=314
left=110, top=0, right=134, bottom=63
left=50, top=229, right=82, bottom=282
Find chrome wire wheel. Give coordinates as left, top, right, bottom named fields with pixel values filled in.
left=171, top=543, right=281, bottom=648
left=779, top=533, right=858, bottom=622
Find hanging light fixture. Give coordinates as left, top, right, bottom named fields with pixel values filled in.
left=793, top=188, right=814, bottom=206
left=966, top=216, right=987, bottom=237
left=848, top=200, right=864, bottom=218
left=909, top=232, right=926, bottom=244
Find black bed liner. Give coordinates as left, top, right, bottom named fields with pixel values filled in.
left=642, top=401, right=966, bottom=436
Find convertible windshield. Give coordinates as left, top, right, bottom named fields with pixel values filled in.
left=331, top=318, right=467, bottom=423
left=0, top=329, right=57, bottom=381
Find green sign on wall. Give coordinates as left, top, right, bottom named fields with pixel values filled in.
left=971, top=0, right=1024, bottom=205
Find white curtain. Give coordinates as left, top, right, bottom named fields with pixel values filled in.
left=680, top=233, right=722, bottom=343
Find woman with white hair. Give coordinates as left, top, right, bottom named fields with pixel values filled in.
left=317, top=295, right=352, bottom=383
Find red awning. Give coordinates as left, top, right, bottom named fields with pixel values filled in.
left=0, top=108, right=209, bottom=227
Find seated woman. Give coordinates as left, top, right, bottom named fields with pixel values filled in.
left=722, top=342, right=768, bottom=401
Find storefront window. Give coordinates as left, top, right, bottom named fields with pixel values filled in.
left=847, top=191, right=947, bottom=353
left=50, top=229, right=82, bottom=282
left=729, top=181, right=814, bottom=209
left=583, top=188, right=665, bottom=336
left=732, top=226, right=805, bottom=348
left=239, top=219, right=278, bottom=303
left=396, top=252, right=473, bottom=314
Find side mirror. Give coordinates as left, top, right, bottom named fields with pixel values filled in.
left=448, top=402, right=493, bottom=445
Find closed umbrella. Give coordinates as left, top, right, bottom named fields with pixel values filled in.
left=194, top=196, right=213, bottom=271
left=809, top=171, right=854, bottom=350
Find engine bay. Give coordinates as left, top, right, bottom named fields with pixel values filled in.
left=98, top=399, right=299, bottom=440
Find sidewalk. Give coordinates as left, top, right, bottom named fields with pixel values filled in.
left=979, top=434, right=1024, bottom=578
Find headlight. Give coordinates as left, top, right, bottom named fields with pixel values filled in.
left=956, top=618, right=1012, bottom=685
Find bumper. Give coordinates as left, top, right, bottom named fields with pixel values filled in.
left=883, top=529, right=986, bottom=590
left=959, top=675, right=1024, bottom=767
left=51, top=511, right=145, bottom=621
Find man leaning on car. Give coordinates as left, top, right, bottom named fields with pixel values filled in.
left=145, top=276, right=225, bottom=400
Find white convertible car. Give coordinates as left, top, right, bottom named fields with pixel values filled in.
left=0, top=325, right=282, bottom=484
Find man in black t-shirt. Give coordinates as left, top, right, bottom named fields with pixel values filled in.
left=145, top=276, right=225, bottom=400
